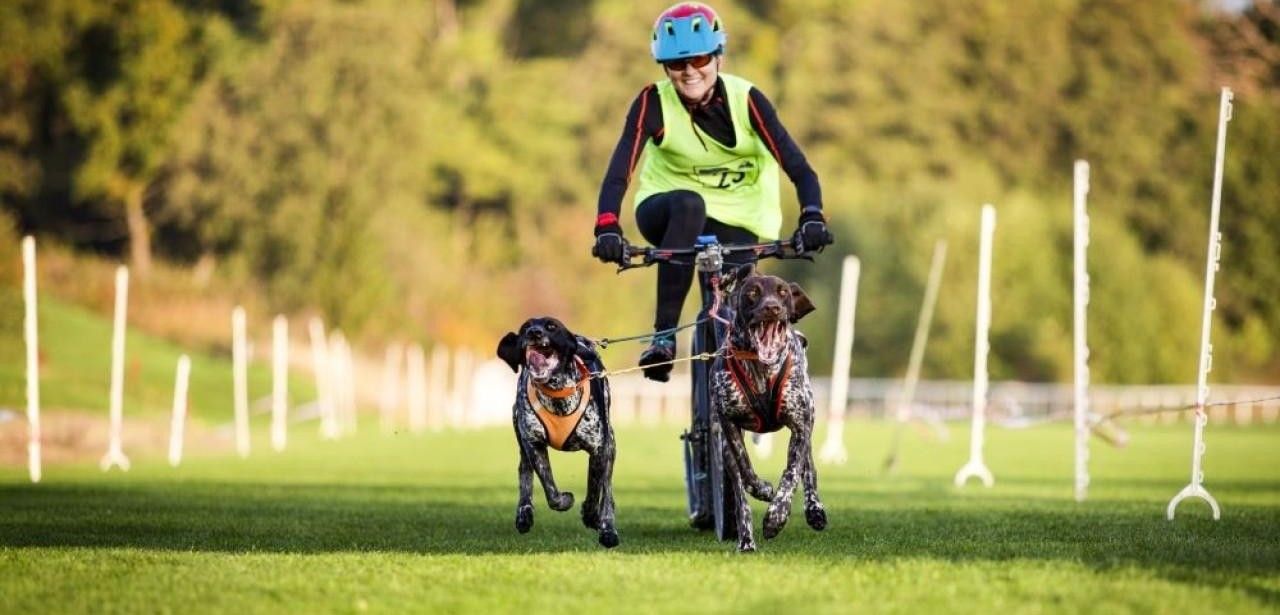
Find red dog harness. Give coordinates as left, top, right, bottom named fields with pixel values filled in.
left=724, top=349, right=795, bottom=433
left=526, top=357, right=593, bottom=450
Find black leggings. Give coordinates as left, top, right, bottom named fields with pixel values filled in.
left=636, top=190, right=757, bottom=333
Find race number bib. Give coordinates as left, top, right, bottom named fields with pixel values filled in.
left=691, top=158, right=760, bottom=190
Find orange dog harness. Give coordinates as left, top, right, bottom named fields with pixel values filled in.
left=527, top=358, right=592, bottom=450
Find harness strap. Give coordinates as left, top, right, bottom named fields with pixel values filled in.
left=527, top=357, right=591, bottom=450
left=725, top=350, right=794, bottom=433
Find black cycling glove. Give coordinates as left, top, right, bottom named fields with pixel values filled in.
left=792, top=206, right=834, bottom=253
left=592, top=215, right=629, bottom=264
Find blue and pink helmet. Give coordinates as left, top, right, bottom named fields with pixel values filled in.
left=651, top=3, right=726, bottom=62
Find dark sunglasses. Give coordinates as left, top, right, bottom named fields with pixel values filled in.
left=662, top=53, right=716, bottom=72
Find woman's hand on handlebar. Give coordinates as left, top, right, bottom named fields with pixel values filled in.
left=592, top=231, right=630, bottom=265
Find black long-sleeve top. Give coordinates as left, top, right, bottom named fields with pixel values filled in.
left=595, top=78, right=822, bottom=226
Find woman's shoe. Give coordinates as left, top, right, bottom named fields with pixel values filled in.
left=638, top=335, right=676, bottom=382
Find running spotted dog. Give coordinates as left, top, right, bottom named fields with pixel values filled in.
left=496, top=317, right=619, bottom=548
left=711, top=265, right=826, bottom=552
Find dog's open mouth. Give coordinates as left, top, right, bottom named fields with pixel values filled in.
left=749, top=319, right=789, bottom=364
left=525, top=343, right=559, bottom=379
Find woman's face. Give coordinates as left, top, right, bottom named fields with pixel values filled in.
left=664, top=54, right=721, bottom=102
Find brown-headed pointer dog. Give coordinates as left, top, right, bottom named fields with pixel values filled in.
left=711, top=265, right=826, bottom=552
left=496, top=317, right=618, bottom=548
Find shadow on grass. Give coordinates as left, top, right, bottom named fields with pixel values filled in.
left=1, top=480, right=1277, bottom=604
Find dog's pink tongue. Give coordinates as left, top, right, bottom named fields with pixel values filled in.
left=526, top=349, right=548, bottom=372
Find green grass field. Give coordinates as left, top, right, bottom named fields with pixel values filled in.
left=2, top=418, right=1277, bottom=614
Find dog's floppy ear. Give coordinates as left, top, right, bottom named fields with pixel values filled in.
left=496, top=331, right=523, bottom=373
left=732, top=263, right=757, bottom=286
left=788, top=282, right=816, bottom=322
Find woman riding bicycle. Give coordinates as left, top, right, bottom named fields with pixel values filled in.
left=592, top=2, right=834, bottom=382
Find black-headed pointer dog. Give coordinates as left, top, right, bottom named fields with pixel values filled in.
left=497, top=317, right=618, bottom=548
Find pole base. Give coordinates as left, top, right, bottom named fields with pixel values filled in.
left=1166, top=482, right=1221, bottom=520
left=100, top=447, right=131, bottom=472
left=954, top=459, right=994, bottom=487
left=818, top=432, right=848, bottom=465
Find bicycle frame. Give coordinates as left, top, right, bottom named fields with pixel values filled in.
left=619, top=236, right=814, bottom=540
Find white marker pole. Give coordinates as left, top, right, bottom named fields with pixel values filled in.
left=955, top=204, right=996, bottom=488
left=341, top=335, right=358, bottom=434
left=427, top=345, right=449, bottom=431
left=22, top=237, right=41, bottom=483
left=328, top=330, right=349, bottom=437
left=380, top=342, right=404, bottom=432
left=451, top=348, right=473, bottom=428
left=308, top=317, right=335, bottom=440
left=819, top=255, right=860, bottom=465
left=883, top=240, right=947, bottom=473
left=100, top=266, right=131, bottom=472
left=271, top=315, right=288, bottom=452
left=407, top=343, right=427, bottom=433
left=1073, top=161, right=1092, bottom=502
left=1168, top=87, right=1232, bottom=521
left=232, top=306, right=250, bottom=457
left=168, top=355, right=192, bottom=467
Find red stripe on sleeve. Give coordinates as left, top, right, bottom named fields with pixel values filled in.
left=627, top=85, right=654, bottom=175
left=747, top=96, right=782, bottom=162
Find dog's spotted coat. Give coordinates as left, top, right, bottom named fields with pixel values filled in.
left=710, top=267, right=827, bottom=552
left=497, top=317, right=618, bottom=548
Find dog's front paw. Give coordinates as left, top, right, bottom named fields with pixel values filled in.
left=763, top=505, right=789, bottom=539
left=805, top=505, right=827, bottom=531
left=582, top=509, right=599, bottom=529
left=599, top=527, right=620, bottom=549
left=549, top=492, right=575, bottom=512
left=748, top=480, right=774, bottom=502
left=515, top=504, right=534, bottom=534
left=737, top=538, right=757, bottom=553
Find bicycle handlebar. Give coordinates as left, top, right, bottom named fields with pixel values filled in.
left=615, top=239, right=815, bottom=272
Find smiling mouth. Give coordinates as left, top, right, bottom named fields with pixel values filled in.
left=525, top=343, right=559, bottom=379
left=749, top=319, right=789, bottom=364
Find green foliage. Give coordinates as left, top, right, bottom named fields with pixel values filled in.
left=4, top=0, right=1279, bottom=382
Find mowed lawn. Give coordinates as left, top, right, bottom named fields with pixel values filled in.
left=1, top=419, right=1278, bottom=614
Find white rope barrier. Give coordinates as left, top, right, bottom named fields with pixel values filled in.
left=22, top=236, right=41, bottom=483
left=883, top=239, right=947, bottom=473
left=168, top=355, right=191, bottom=467
left=232, top=306, right=250, bottom=457
left=956, top=204, right=996, bottom=488
left=407, top=343, right=427, bottom=433
left=819, top=255, right=860, bottom=465
left=379, top=341, right=404, bottom=432
left=271, top=315, right=289, bottom=451
left=1168, top=87, right=1233, bottom=522
left=100, top=266, right=131, bottom=472
left=1073, top=160, right=1092, bottom=502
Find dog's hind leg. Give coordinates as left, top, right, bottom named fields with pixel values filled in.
left=529, top=443, right=574, bottom=512
left=515, top=442, right=535, bottom=533
left=581, top=434, right=609, bottom=528
left=763, top=420, right=811, bottom=539
left=586, top=436, right=620, bottom=548
left=725, top=425, right=774, bottom=502
left=802, top=444, right=827, bottom=531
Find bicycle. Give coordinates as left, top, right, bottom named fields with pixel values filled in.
left=617, top=236, right=814, bottom=541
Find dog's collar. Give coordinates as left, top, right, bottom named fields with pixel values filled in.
left=531, top=357, right=591, bottom=398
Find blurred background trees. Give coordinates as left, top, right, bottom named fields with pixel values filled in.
left=2, top=0, right=1278, bottom=383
